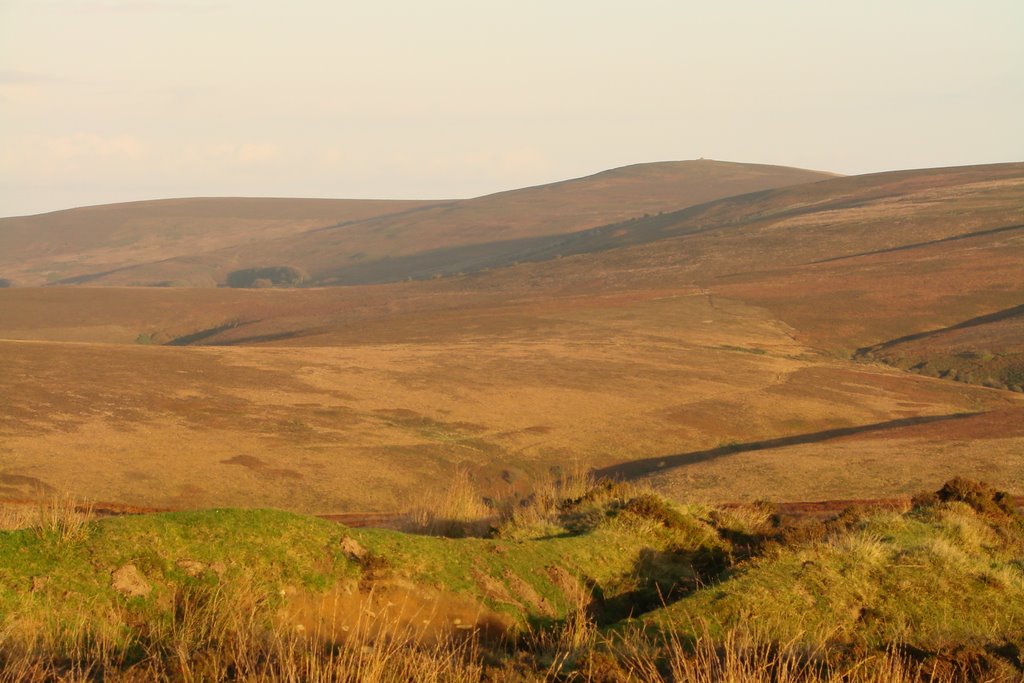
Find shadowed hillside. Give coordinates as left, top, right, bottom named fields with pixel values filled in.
left=856, top=305, right=1024, bottom=391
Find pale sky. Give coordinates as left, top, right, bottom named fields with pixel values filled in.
left=1, top=0, right=1022, bottom=217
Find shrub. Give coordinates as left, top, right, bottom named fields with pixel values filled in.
left=913, top=477, right=1019, bottom=517
left=621, top=495, right=689, bottom=530
left=1003, top=363, right=1024, bottom=388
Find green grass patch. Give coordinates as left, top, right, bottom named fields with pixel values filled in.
left=3, top=481, right=1023, bottom=679
left=644, top=500, right=1024, bottom=656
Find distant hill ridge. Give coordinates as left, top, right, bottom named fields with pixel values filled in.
left=0, top=160, right=832, bottom=287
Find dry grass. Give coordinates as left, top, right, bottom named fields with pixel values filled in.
left=497, top=458, right=597, bottom=536
left=0, top=577, right=485, bottom=682
left=0, top=505, right=36, bottom=532
left=649, top=625, right=946, bottom=683
left=35, top=494, right=94, bottom=546
left=0, top=495, right=94, bottom=542
left=1, top=285, right=1021, bottom=513
left=0, top=584, right=964, bottom=683
left=401, top=459, right=603, bottom=538
left=403, top=467, right=493, bottom=537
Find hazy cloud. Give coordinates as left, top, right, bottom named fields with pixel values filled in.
left=30, top=0, right=224, bottom=13
left=0, top=70, right=67, bottom=84
left=0, top=133, right=147, bottom=175
left=236, top=143, right=278, bottom=164
left=1, top=1, right=1021, bottom=216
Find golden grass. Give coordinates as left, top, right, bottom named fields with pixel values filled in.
left=0, top=576, right=486, bottom=682
left=35, top=494, right=94, bottom=546
left=0, top=505, right=35, bottom=532
left=2, top=283, right=1020, bottom=514
left=403, top=459, right=599, bottom=538
left=650, top=624, right=946, bottom=683
left=495, top=458, right=598, bottom=536
left=0, top=583, right=966, bottom=683
left=403, top=467, right=493, bottom=537
left=0, top=495, right=94, bottom=542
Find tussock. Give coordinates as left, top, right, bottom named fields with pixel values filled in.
left=403, top=466, right=492, bottom=537
left=34, top=493, right=94, bottom=546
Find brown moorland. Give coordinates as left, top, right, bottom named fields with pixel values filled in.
left=0, top=162, right=1021, bottom=513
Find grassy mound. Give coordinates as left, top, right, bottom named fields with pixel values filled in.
left=644, top=488, right=1024, bottom=680
left=1, top=479, right=1022, bottom=680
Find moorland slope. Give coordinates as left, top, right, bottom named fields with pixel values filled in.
left=0, top=162, right=1021, bottom=511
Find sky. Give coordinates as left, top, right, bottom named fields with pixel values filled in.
left=1, top=0, right=1022, bottom=217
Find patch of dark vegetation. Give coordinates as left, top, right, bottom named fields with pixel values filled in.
left=220, top=454, right=303, bottom=480
left=1004, top=362, right=1024, bottom=391
left=621, top=494, right=690, bottom=529
left=771, top=504, right=877, bottom=547
left=894, top=642, right=1024, bottom=682
left=0, top=278, right=12, bottom=288
left=854, top=303, right=1024, bottom=390
left=715, top=344, right=768, bottom=355
left=871, top=350, right=1024, bottom=391
left=224, top=265, right=307, bottom=288
left=912, top=476, right=1021, bottom=518
left=206, top=329, right=320, bottom=346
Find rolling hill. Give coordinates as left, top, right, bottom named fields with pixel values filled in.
left=0, top=197, right=446, bottom=287
left=0, top=160, right=833, bottom=288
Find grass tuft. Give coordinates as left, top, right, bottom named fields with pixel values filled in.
left=403, top=467, right=492, bottom=537
left=34, top=494, right=94, bottom=547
